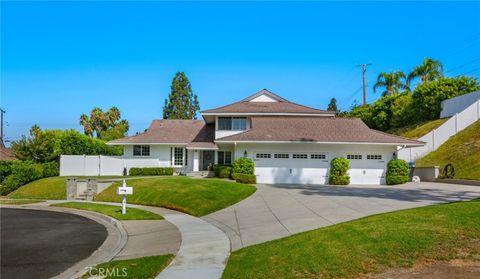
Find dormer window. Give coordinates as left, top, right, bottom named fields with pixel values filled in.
left=218, top=117, right=247, bottom=130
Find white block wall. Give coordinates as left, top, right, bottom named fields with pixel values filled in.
left=441, top=91, right=480, bottom=118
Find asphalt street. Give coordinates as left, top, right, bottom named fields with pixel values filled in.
left=1, top=208, right=107, bottom=279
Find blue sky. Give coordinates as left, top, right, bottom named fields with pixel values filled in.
left=2, top=1, right=480, bottom=144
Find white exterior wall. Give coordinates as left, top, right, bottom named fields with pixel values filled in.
left=440, top=91, right=480, bottom=118
left=235, top=143, right=396, bottom=185
left=398, top=99, right=480, bottom=162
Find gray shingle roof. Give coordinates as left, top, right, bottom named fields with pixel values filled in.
left=216, top=116, right=423, bottom=145
left=201, top=89, right=334, bottom=115
left=107, top=120, right=216, bottom=147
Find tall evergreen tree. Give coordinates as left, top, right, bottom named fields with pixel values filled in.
left=163, top=72, right=200, bottom=119
left=327, top=98, right=339, bottom=112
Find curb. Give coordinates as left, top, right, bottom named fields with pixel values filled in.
left=1, top=205, right=128, bottom=279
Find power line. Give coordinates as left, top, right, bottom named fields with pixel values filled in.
left=445, top=57, right=480, bottom=74
left=460, top=67, right=480, bottom=76
left=339, top=86, right=363, bottom=109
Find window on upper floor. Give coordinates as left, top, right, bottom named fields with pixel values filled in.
left=218, top=117, right=247, bottom=130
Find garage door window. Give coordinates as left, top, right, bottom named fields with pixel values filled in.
left=274, top=153, right=289, bottom=159
left=347, top=154, right=362, bottom=160
left=292, top=154, right=308, bottom=159
left=256, top=153, right=271, bottom=159
left=367, top=154, right=382, bottom=160
left=311, top=154, right=326, bottom=160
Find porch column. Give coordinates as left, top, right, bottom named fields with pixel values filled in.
left=193, top=150, right=199, bottom=172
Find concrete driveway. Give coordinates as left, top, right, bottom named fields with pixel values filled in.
left=203, top=182, right=480, bottom=251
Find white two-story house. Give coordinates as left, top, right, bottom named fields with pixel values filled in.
left=108, top=89, right=423, bottom=185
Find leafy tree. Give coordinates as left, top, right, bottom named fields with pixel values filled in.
left=10, top=125, right=62, bottom=163
left=349, top=103, right=373, bottom=128
left=412, top=76, right=480, bottom=120
left=80, top=107, right=129, bottom=141
left=327, top=98, right=339, bottom=112
left=390, top=92, right=417, bottom=128
left=163, top=72, right=200, bottom=119
left=11, top=126, right=122, bottom=163
left=407, top=58, right=444, bottom=85
left=373, top=71, right=409, bottom=96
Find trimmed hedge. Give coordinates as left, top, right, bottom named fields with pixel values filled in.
left=386, top=159, right=410, bottom=185
left=232, top=173, right=256, bottom=184
left=329, top=157, right=350, bottom=185
left=129, top=167, right=174, bottom=176
left=213, top=164, right=233, bottom=178
left=232, top=158, right=255, bottom=175
left=0, top=160, right=59, bottom=195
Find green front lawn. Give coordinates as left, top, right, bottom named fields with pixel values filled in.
left=416, top=120, right=480, bottom=180
left=96, top=176, right=256, bottom=216
left=223, top=199, right=480, bottom=279
left=52, top=202, right=162, bottom=220
left=8, top=176, right=66, bottom=200
left=81, top=255, right=174, bottom=279
left=0, top=199, right=44, bottom=205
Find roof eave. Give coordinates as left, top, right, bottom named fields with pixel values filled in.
left=214, top=140, right=424, bottom=146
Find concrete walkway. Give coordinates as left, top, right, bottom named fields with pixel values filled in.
left=203, top=182, right=480, bottom=251
left=46, top=200, right=231, bottom=279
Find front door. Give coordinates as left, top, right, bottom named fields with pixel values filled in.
left=202, top=150, right=215, bottom=171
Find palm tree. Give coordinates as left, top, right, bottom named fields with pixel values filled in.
left=373, top=71, right=409, bottom=96
left=407, top=58, right=444, bottom=85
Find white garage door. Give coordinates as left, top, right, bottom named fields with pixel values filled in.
left=254, top=152, right=329, bottom=184
left=253, top=152, right=387, bottom=185
left=347, top=154, right=386, bottom=185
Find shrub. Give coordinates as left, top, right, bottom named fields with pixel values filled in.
left=129, top=167, right=174, bottom=176
left=42, top=161, right=59, bottom=177
left=412, top=76, right=480, bottom=120
left=1, top=175, right=25, bottom=195
left=0, top=161, right=13, bottom=183
left=329, top=157, right=350, bottom=185
left=232, top=158, right=255, bottom=175
left=386, top=159, right=410, bottom=185
left=233, top=173, right=256, bottom=184
left=0, top=160, right=57, bottom=195
left=213, top=164, right=233, bottom=178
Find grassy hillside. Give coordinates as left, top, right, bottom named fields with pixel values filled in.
left=8, top=177, right=66, bottom=200
left=388, top=118, right=449, bottom=139
left=416, top=120, right=480, bottom=180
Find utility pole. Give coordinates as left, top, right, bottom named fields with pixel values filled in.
left=0, top=108, right=5, bottom=148
left=356, top=63, right=372, bottom=106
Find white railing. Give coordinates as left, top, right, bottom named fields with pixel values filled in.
left=398, top=99, right=480, bottom=162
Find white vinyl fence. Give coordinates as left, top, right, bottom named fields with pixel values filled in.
left=398, top=99, right=480, bottom=162
left=60, top=155, right=161, bottom=176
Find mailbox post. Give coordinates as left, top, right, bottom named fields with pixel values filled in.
left=117, top=180, right=133, bottom=214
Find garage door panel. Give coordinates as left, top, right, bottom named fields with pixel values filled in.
left=256, top=167, right=328, bottom=185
